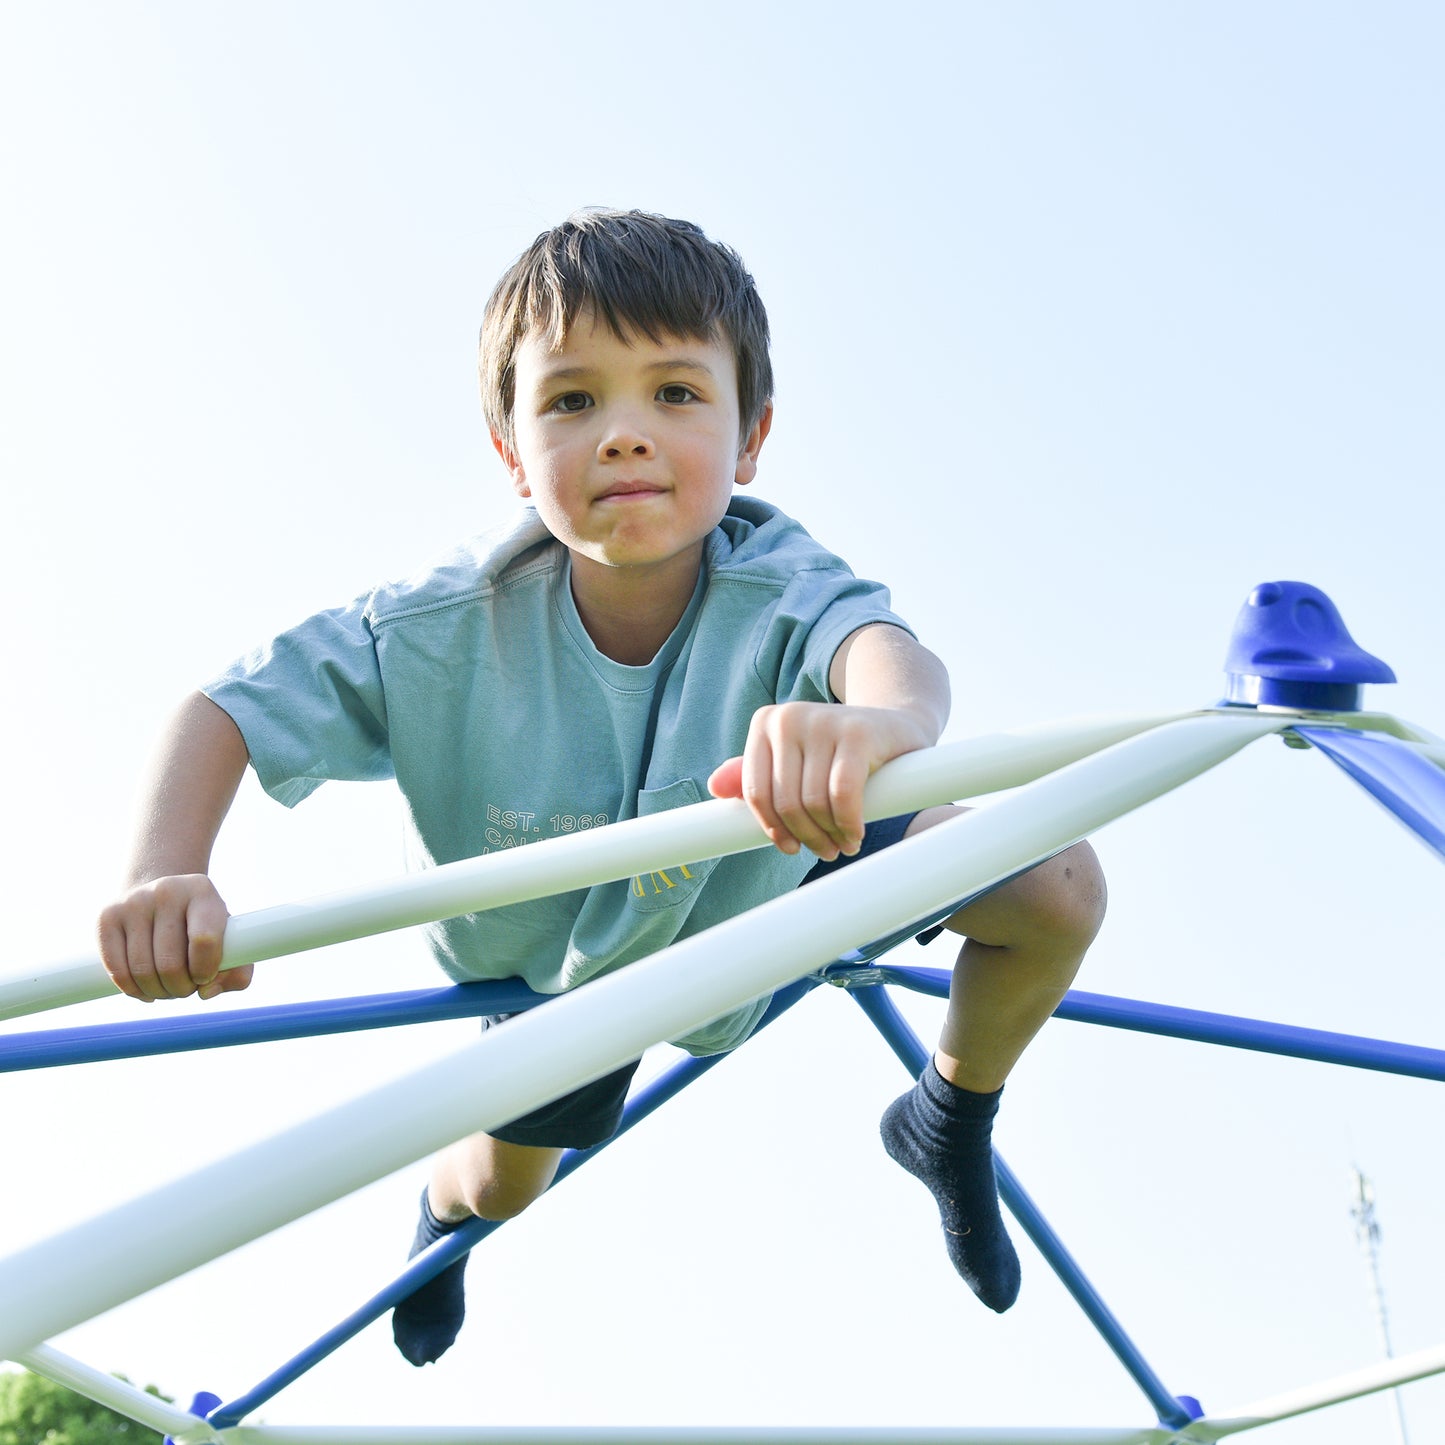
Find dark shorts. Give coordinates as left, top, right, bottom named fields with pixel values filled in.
left=480, top=1016, right=643, bottom=1151
left=487, top=810, right=949, bottom=1150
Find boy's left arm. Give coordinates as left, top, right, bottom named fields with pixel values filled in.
left=708, top=623, right=950, bottom=862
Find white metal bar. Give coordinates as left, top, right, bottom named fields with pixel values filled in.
left=0, top=712, right=1191, bottom=1022
left=14, top=1343, right=220, bottom=1443
left=0, top=958, right=112, bottom=1022
left=0, top=712, right=1282, bottom=1362
left=1350, top=708, right=1445, bottom=753
left=1281, top=716, right=1445, bottom=770
left=1187, top=1338, right=1445, bottom=1439
left=218, top=1427, right=1171, bottom=1444
left=1248, top=709, right=1444, bottom=748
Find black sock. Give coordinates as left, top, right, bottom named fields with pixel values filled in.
left=880, top=1064, right=1020, bottom=1312
left=392, top=1189, right=470, bottom=1366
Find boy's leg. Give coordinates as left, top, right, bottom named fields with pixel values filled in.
left=392, top=1135, right=563, bottom=1367
left=924, top=806, right=1106, bottom=1093
left=392, top=1047, right=640, bottom=1365
left=881, top=805, right=1105, bottom=1312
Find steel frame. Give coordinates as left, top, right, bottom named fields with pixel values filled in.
left=1, top=678, right=1442, bottom=1443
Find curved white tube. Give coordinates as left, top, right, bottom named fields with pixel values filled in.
left=1194, top=1338, right=1445, bottom=1439
left=219, top=1425, right=1168, bottom=1444
left=15, top=1343, right=219, bottom=1443
left=0, top=712, right=1281, bottom=1362
left=0, top=712, right=1188, bottom=1022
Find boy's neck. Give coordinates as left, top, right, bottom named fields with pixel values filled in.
left=568, top=547, right=704, bottom=665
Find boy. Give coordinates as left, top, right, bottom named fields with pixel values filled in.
left=98, top=210, right=1105, bottom=1366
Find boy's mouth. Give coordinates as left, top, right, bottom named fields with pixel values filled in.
left=597, top=481, right=666, bottom=500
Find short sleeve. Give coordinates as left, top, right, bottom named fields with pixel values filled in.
left=752, top=566, right=913, bottom=705
left=202, top=596, right=393, bottom=807
left=707, top=499, right=914, bottom=706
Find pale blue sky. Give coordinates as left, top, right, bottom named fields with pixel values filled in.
left=2, top=4, right=1442, bottom=1440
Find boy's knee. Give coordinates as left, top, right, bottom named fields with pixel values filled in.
left=959, top=841, right=1105, bottom=955
left=910, top=807, right=1105, bottom=952
left=444, top=1137, right=563, bottom=1222
left=1031, top=842, right=1107, bottom=948
left=455, top=1172, right=548, bottom=1222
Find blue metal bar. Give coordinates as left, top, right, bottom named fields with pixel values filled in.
left=832, top=965, right=1445, bottom=1084
left=1, top=888, right=980, bottom=1078
left=1295, top=725, right=1445, bottom=862
left=162, top=1390, right=221, bottom=1445
left=831, top=962, right=952, bottom=998
left=206, top=977, right=820, bottom=1429
left=0, top=905, right=968, bottom=1077
left=1053, top=989, right=1445, bottom=1082
left=0, top=980, right=550, bottom=1074
left=847, top=984, right=1198, bottom=1432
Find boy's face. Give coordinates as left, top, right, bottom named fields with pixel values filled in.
left=494, top=311, right=770, bottom=590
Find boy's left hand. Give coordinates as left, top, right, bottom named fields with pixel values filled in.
left=707, top=702, right=935, bottom=862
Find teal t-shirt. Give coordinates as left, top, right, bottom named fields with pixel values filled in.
left=204, top=496, right=911, bottom=1054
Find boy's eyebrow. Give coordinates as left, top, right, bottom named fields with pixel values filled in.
left=531, top=356, right=722, bottom=383
left=639, top=356, right=720, bottom=375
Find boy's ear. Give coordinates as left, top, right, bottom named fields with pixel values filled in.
left=491, top=431, right=530, bottom=497
left=734, top=401, right=773, bottom=488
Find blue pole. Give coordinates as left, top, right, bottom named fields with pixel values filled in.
left=1295, top=725, right=1445, bottom=862
left=847, top=984, right=1199, bottom=1432
left=843, top=965, right=1445, bottom=1084
left=205, top=977, right=819, bottom=1429
left=0, top=980, right=549, bottom=1074
left=1052, top=989, right=1445, bottom=1081
left=161, top=1391, right=221, bottom=1445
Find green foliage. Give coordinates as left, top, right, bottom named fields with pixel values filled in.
left=0, top=1369, right=172, bottom=1445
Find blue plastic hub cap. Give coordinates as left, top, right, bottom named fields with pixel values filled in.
left=1223, top=580, right=1395, bottom=711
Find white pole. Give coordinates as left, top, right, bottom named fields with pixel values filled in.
left=0, top=712, right=1189, bottom=1021
left=13, top=1343, right=220, bottom=1443
left=216, top=1427, right=1168, bottom=1445
left=0, top=712, right=1282, bottom=1362
left=0, top=958, right=114, bottom=1022
left=1190, top=1339, right=1445, bottom=1440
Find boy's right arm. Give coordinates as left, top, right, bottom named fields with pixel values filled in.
left=97, top=691, right=253, bottom=1003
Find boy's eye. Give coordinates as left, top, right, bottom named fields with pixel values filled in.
left=550, top=391, right=592, bottom=413
left=657, top=383, right=698, bottom=404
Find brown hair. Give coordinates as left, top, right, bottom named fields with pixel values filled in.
left=480, top=209, right=773, bottom=449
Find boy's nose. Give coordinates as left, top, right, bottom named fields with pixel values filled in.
left=598, top=416, right=654, bottom=460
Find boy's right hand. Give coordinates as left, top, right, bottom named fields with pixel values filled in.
left=97, top=876, right=251, bottom=1002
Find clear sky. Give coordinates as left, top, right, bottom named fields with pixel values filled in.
left=1, top=3, right=1442, bottom=1441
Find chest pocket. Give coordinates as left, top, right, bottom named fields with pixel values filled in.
left=628, top=778, right=721, bottom=915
